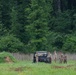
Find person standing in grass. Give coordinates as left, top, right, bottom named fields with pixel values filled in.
left=63, top=53, right=67, bottom=63
left=47, top=52, right=52, bottom=63
left=59, top=51, right=64, bottom=63
left=54, top=51, right=57, bottom=63
left=35, top=52, right=39, bottom=63
left=33, top=52, right=36, bottom=63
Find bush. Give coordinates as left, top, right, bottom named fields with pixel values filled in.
left=0, top=52, right=16, bottom=63
left=0, top=35, right=25, bottom=52
left=62, top=35, right=76, bottom=52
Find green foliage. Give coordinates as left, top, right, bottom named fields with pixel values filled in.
left=25, top=0, right=50, bottom=51
left=1, top=0, right=12, bottom=31
left=47, top=32, right=64, bottom=52
left=10, top=0, right=29, bottom=43
left=50, top=11, right=72, bottom=33
left=62, top=35, right=76, bottom=52
left=0, top=0, right=76, bottom=53
left=0, top=35, right=25, bottom=52
left=0, top=51, right=16, bottom=63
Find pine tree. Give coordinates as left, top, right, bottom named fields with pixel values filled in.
left=1, top=0, right=12, bottom=31
left=11, top=0, right=30, bottom=43
left=26, top=0, right=50, bottom=52
left=0, top=0, right=6, bottom=36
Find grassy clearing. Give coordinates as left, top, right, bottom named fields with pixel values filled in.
left=0, top=61, right=76, bottom=75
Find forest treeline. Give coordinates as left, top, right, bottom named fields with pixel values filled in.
left=0, top=0, right=76, bottom=53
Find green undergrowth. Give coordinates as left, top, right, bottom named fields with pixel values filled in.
left=0, top=52, right=16, bottom=63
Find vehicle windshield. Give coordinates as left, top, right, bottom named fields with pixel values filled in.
left=37, top=51, right=47, bottom=56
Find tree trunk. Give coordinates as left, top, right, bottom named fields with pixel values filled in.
left=57, top=0, right=61, bottom=13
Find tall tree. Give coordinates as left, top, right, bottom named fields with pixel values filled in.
left=58, top=0, right=61, bottom=13
left=11, top=0, right=30, bottom=43
left=1, top=0, right=12, bottom=31
left=0, top=0, right=7, bottom=36
left=26, top=0, right=50, bottom=52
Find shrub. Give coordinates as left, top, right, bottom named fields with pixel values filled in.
left=0, top=35, right=25, bottom=52
left=0, top=52, right=16, bottom=63
left=62, top=35, right=76, bottom=52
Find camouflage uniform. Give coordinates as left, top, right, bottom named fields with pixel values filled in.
left=35, top=53, right=38, bottom=63
left=54, top=51, right=57, bottom=63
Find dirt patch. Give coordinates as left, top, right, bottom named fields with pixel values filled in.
left=74, top=68, right=76, bottom=71
left=14, top=67, right=25, bottom=71
left=52, top=65, right=74, bottom=69
left=53, top=66, right=67, bottom=69
left=10, top=66, right=32, bottom=72
left=10, top=66, right=25, bottom=72
left=5, top=56, right=13, bottom=63
left=66, top=65, right=74, bottom=67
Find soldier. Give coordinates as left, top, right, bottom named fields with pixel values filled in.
left=35, top=52, right=38, bottom=63
left=59, top=51, right=64, bottom=63
left=33, top=52, right=36, bottom=63
left=47, top=52, right=52, bottom=63
left=54, top=51, right=57, bottom=63
left=63, top=53, right=67, bottom=63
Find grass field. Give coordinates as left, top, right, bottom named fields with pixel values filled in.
left=0, top=61, right=76, bottom=75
